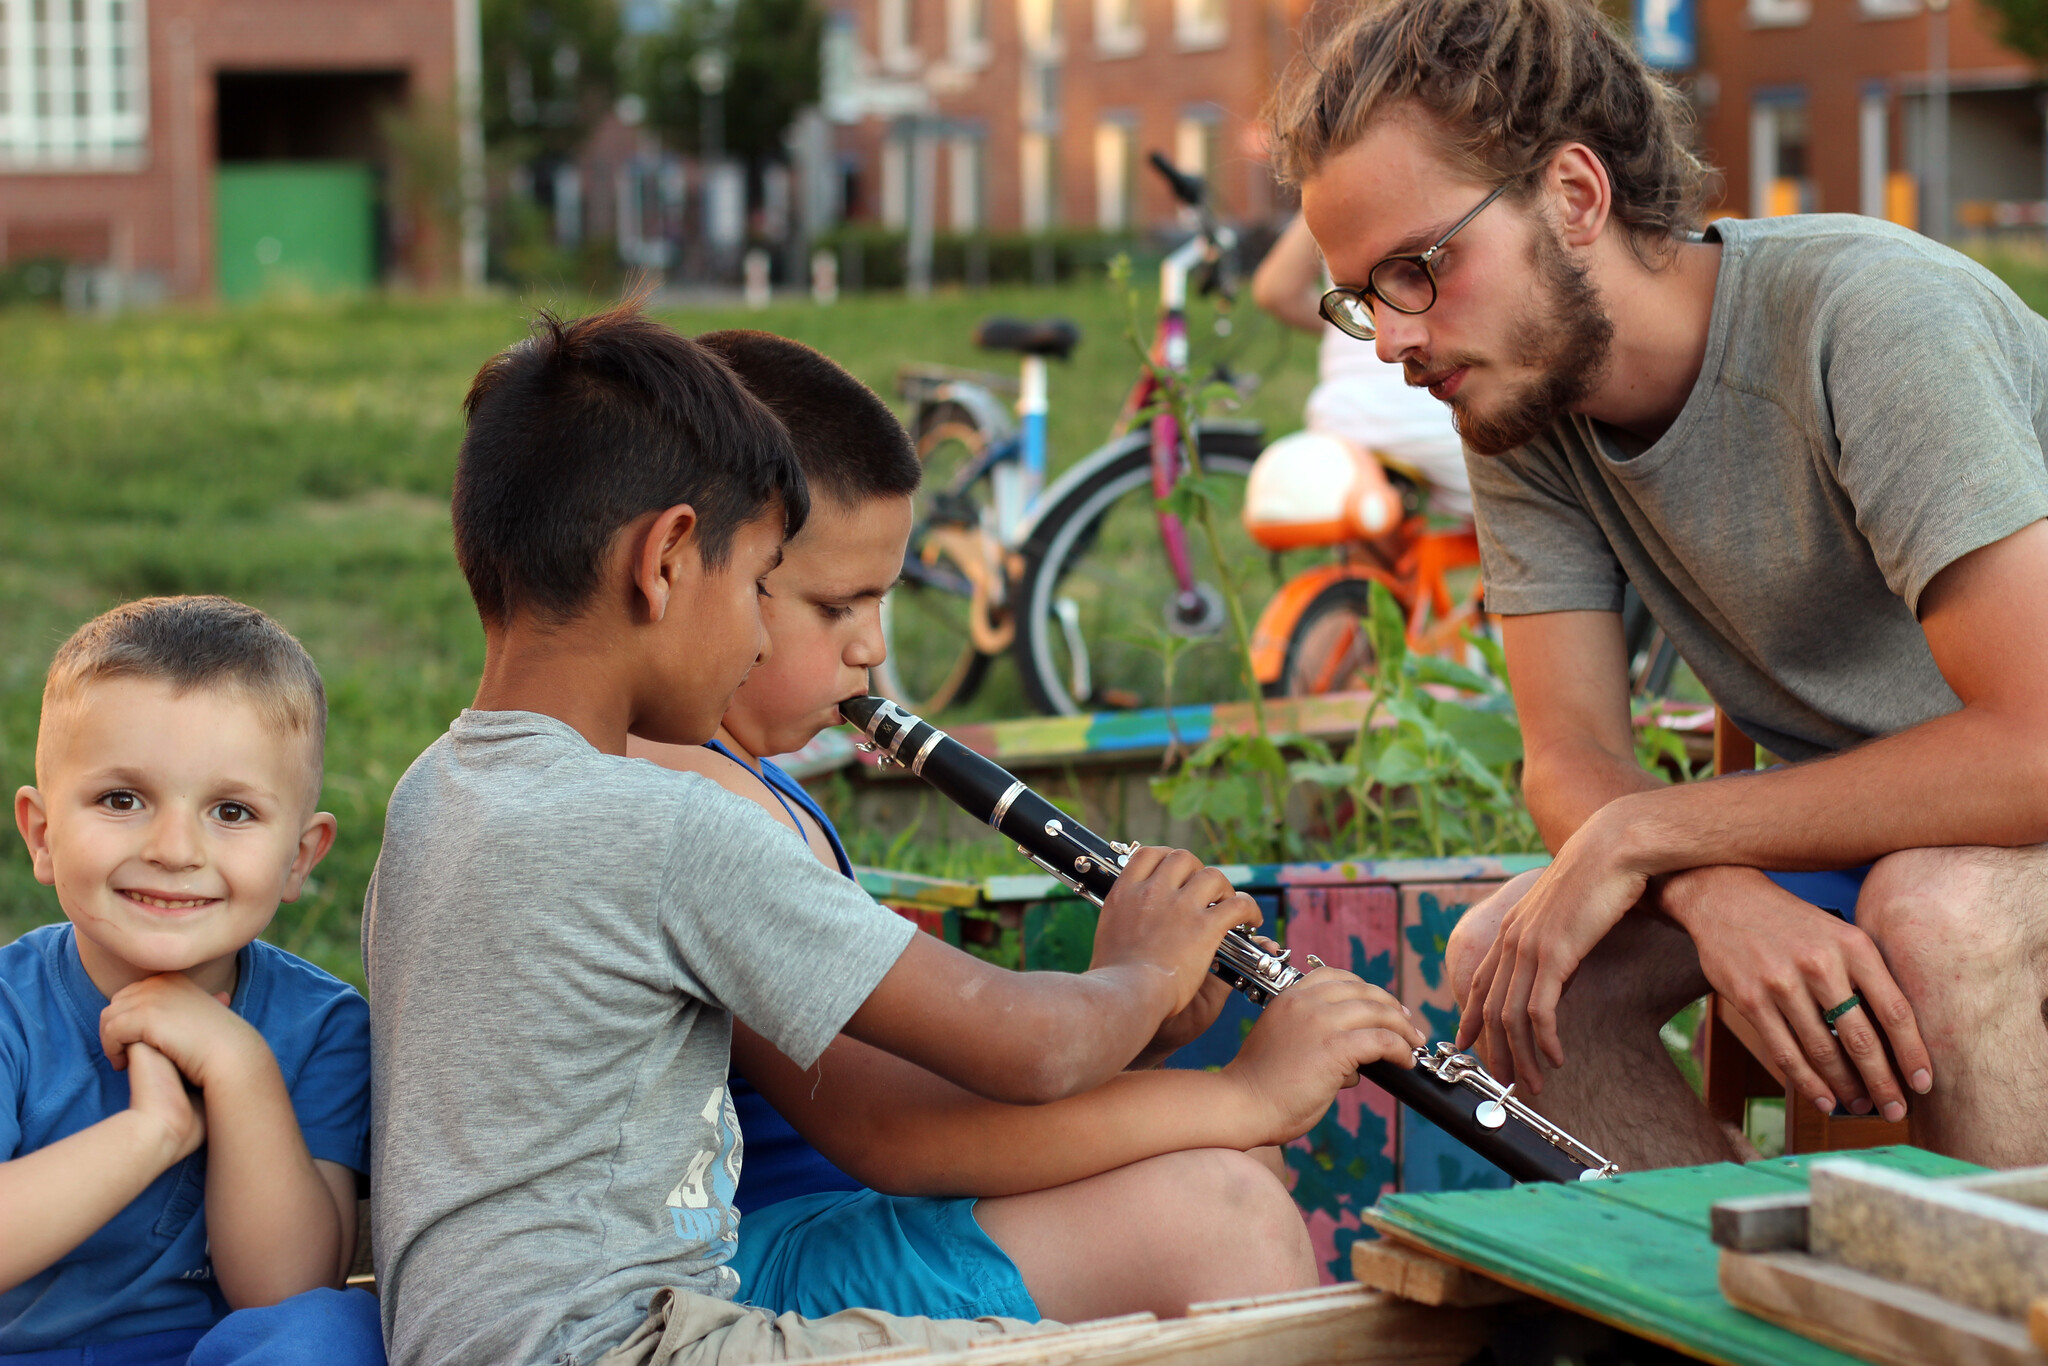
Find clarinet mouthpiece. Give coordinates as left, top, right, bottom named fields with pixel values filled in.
left=839, top=694, right=887, bottom=731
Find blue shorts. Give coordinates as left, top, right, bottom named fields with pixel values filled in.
left=1763, top=866, right=1872, bottom=924
left=1, top=1289, right=384, bottom=1366
left=729, top=1190, right=1039, bottom=1322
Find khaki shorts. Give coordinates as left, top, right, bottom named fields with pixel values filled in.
left=593, top=1288, right=1054, bottom=1365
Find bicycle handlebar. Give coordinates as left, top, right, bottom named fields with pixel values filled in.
left=1147, top=150, right=1206, bottom=209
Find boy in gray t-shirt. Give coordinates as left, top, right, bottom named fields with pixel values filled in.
left=364, top=305, right=1423, bottom=1366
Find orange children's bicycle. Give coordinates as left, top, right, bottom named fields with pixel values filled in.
left=1239, top=428, right=1489, bottom=697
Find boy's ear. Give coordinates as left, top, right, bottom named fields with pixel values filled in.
left=632, top=504, right=700, bottom=624
left=14, top=786, right=55, bottom=886
left=280, top=811, right=338, bottom=903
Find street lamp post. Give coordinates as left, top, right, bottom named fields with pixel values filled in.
left=1927, top=0, right=1950, bottom=242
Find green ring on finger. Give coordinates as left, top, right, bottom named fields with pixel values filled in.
left=1823, top=993, right=1865, bottom=1026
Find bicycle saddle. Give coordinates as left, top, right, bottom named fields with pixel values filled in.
left=974, top=316, right=1081, bottom=360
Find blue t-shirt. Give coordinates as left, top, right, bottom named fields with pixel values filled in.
left=705, top=744, right=864, bottom=1215
left=0, top=924, right=371, bottom=1352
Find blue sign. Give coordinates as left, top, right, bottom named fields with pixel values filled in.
left=1635, top=0, right=1696, bottom=69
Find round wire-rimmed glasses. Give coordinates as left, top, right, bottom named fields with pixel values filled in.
left=1318, top=186, right=1508, bottom=341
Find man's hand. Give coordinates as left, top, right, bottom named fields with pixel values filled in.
left=1668, top=866, right=1932, bottom=1122
left=1225, top=968, right=1427, bottom=1146
left=1090, top=846, right=1260, bottom=1018
left=100, top=974, right=267, bottom=1091
left=124, top=1040, right=206, bottom=1165
left=1455, top=808, right=1648, bottom=1090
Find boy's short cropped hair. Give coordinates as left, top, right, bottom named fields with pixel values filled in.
left=695, top=330, right=921, bottom=506
left=453, top=304, right=810, bottom=629
left=42, top=595, right=326, bottom=780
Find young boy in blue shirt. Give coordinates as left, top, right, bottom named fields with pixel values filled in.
left=365, top=306, right=1423, bottom=1366
left=2, top=596, right=382, bottom=1365
left=633, top=331, right=1402, bottom=1325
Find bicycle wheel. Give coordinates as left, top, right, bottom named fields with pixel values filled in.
left=1273, top=580, right=1380, bottom=698
left=873, top=404, right=996, bottom=713
left=1012, top=426, right=1291, bottom=716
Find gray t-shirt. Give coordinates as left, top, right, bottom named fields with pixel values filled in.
left=363, top=710, right=916, bottom=1366
left=1469, top=214, right=2048, bottom=760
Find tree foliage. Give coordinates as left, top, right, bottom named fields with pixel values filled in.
left=483, top=0, right=624, bottom=159
left=1981, top=0, right=2048, bottom=63
left=640, top=0, right=823, bottom=166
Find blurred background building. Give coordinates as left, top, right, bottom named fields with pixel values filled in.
left=0, top=0, right=465, bottom=304
left=4, top=0, right=2046, bottom=301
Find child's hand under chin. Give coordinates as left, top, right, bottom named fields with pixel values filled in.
left=100, top=974, right=268, bottom=1093
left=1221, top=969, right=1427, bottom=1147
left=123, top=1041, right=207, bottom=1165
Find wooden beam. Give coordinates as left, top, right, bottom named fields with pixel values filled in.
left=801, top=1286, right=1501, bottom=1366
left=1809, top=1159, right=2048, bottom=1319
left=1351, top=1238, right=1526, bottom=1306
left=1720, top=1249, right=2041, bottom=1366
left=1709, top=1192, right=1810, bottom=1253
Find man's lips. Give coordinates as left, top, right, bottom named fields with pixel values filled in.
left=119, top=890, right=220, bottom=911
left=1415, top=366, right=1469, bottom=400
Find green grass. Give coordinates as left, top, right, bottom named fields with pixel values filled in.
left=0, top=283, right=1319, bottom=987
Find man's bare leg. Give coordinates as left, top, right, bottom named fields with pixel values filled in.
left=1856, top=845, right=2048, bottom=1168
left=1446, top=871, right=1741, bottom=1170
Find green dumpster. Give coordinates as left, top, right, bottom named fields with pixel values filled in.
left=215, top=163, right=374, bottom=301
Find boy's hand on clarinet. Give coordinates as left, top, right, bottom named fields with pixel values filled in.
left=1089, top=845, right=1259, bottom=1017
left=1223, top=968, right=1426, bottom=1146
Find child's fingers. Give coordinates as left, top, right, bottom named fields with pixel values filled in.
left=1339, top=1027, right=1425, bottom=1082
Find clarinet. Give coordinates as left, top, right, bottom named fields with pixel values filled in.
left=840, top=694, right=1620, bottom=1184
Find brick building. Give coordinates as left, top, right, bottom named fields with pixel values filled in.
left=825, top=0, right=1314, bottom=235
left=1, top=0, right=462, bottom=301
left=1694, top=0, right=2044, bottom=234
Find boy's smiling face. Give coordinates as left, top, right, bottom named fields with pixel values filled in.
left=14, top=678, right=335, bottom=998
left=722, top=493, right=912, bottom=760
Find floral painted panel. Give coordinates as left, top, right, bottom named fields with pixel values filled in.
left=1280, top=884, right=1400, bottom=1283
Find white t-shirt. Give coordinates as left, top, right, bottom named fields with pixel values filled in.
left=1308, top=326, right=1471, bottom=515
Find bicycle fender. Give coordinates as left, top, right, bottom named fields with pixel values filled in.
left=1249, top=564, right=1400, bottom=685
left=926, top=380, right=1018, bottom=445
left=1014, top=419, right=1264, bottom=547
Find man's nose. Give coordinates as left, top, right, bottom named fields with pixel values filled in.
left=142, top=808, right=205, bottom=872
left=1375, top=309, right=1429, bottom=367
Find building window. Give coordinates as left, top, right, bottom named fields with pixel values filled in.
left=879, top=0, right=920, bottom=73
left=1019, top=0, right=1062, bottom=55
left=1173, top=107, right=1220, bottom=185
left=1095, top=0, right=1142, bottom=56
left=1095, top=114, right=1135, bottom=230
left=1745, top=0, right=1810, bottom=28
left=947, top=0, right=988, bottom=66
left=1173, top=0, right=1226, bottom=49
left=0, top=0, right=148, bottom=166
left=1022, top=130, right=1057, bottom=230
left=1858, top=0, right=1918, bottom=18
left=1750, top=94, right=1812, bottom=216
left=948, top=133, right=983, bottom=231
left=882, top=132, right=909, bottom=228
left=1858, top=88, right=1888, bottom=218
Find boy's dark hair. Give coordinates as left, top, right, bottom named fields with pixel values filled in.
left=694, top=330, right=921, bottom=507
left=43, top=595, right=327, bottom=790
left=453, top=303, right=809, bottom=629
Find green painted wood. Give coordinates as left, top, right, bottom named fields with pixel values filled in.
left=1369, top=1147, right=1985, bottom=1366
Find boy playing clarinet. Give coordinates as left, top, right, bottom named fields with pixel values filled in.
left=364, top=305, right=1423, bottom=1366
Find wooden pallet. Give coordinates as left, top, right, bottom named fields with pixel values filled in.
left=801, top=1283, right=1503, bottom=1366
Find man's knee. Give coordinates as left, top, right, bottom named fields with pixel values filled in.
left=1155, top=1148, right=1307, bottom=1268
left=1445, top=870, right=1539, bottom=1003
left=1858, top=847, right=2036, bottom=980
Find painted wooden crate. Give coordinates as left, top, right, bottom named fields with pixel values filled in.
left=859, top=853, right=1549, bottom=1284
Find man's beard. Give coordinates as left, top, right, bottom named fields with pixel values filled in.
left=1433, top=223, right=1615, bottom=457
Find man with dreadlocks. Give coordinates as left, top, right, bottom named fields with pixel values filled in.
left=1269, top=0, right=2048, bottom=1170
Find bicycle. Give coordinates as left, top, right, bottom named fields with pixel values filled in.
left=878, top=153, right=1295, bottom=717
left=1238, top=427, right=1490, bottom=696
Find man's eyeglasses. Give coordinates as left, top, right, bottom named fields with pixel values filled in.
left=1318, top=186, right=1507, bottom=342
